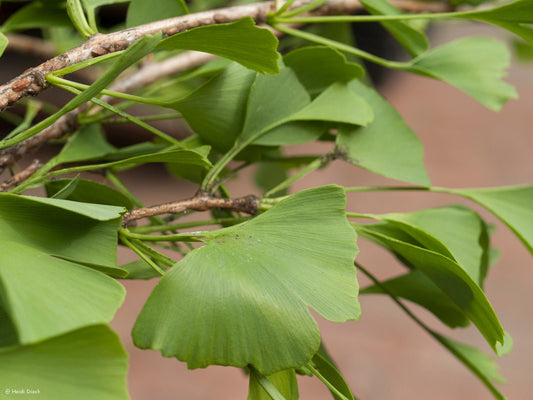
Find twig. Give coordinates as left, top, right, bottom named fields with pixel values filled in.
left=122, top=192, right=259, bottom=226
left=0, top=0, right=448, bottom=111
left=0, top=159, right=43, bottom=192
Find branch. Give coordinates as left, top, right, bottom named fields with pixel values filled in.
left=122, top=192, right=259, bottom=226
left=0, top=0, right=448, bottom=111
left=0, top=159, right=43, bottom=192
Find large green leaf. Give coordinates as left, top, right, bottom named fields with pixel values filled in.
left=460, top=0, right=533, bottom=46
left=450, top=185, right=533, bottom=256
left=0, top=325, right=129, bottom=400
left=283, top=46, right=364, bottom=95
left=0, top=241, right=124, bottom=344
left=408, top=37, right=517, bottom=111
left=157, top=17, right=280, bottom=74
left=360, top=0, right=428, bottom=57
left=248, top=369, right=299, bottom=400
left=358, top=225, right=505, bottom=352
left=361, top=270, right=470, bottom=328
left=336, top=80, right=430, bottom=186
left=0, top=194, right=124, bottom=267
left=126, top=0, right=188, bottom=28
left=133, top=185, right=360, bottom=374
left=170, top=63, right=257, bottom=151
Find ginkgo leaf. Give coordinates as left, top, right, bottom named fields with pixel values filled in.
left=0, top=325, right=129, bottom=400
left=157, top=17, right=280, bottom=74
left=126, top=0, right=188, bottom=28
left=408, top=37, right=517, bottom=111
left=248, top=369, right=299, bottom=400
left=133, top=185, right=360, bottom=374
left=0, top=194, right=124, bottom=267
left=0, top=241, right=125, bottom=344
left=450, top=185, right=533, bottom=255
left=336, top=80, right=430, bottom=186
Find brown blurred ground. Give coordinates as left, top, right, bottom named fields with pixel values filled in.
left=108, top=22, right=533, bottom=400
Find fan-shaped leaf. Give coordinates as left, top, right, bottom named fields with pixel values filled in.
left=0, top=241, right=124, bottom=344
left=336, top=80, right=430, bottom=186
left=157, top=17, right=280, bottom=74
left=0, top=325, right=129, bottom=400
left=408, top=37, right=517, bottom=111
left=133, top=185, right=360, bottom=374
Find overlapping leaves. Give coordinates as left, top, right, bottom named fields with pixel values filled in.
left=133, top=185, right=360, bottom=374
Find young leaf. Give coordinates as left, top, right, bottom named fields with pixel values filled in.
left=126, top=0, right=188, bottom=28
left=449, top=185, right=533, bottom=256
left=0, top=241, right=125, bottom=344
left=283, top=46, right=364, bottom=94
left=133, top=185, right=360, bottom=375
left=360, top=0, right=428, bottom=57
left=46, top=178, right=135, bottom=209
left=407, top=37, right=517, bottom=111
left=336, top=80, right=430, bottom=186
left=0, top=325, right=129, bottom=400
left=361, top=270, right=471, bottom=328
left=120, top=259, right=162, bottom=280
left=157, top=17, right=280, bottom=74
left=358, top=225, right=505, bottom=352
left=248, top=368, right=299, bottom=400
left=0, top=194, right=124, bottom=267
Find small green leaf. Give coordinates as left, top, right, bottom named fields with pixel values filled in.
left=46, top=178, right=135, bottom=209
left=360, top=0, right=428, bottom=57
left=120, top=259, right=161, bottom=280
left=358, top=224, right=505, bottom=352
left=133, top=185, right=359, bottom=374
left=0, top=241, right=125, bottom=344
left=0, top=325, right=129, bottom=400
left=55, top=124, right=116, bottom=164
left=450, top=185, right=533, bottom=256
left=50, top=174, right=81, bottom=199
left=283, top=46, right=364, bottom=94
left=0, top=194, right=124, bottom=267
left=1, top=1, right=71, bottom=33
left=248, top=369, right=299, bottom=400
left=0, top=32, right=7, bottom=58
left=336, top=80, right=430, bottom=186
left=157, top=17, right=280, bottom=74
left=126, top=0, right=188, bottom=28
left=361, top=270, right=470, bottom=328
left=408, top=37, right=517, bottom=111
left=81, top=0, right=130, bottom=31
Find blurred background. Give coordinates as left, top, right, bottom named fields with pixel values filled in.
left=1, top=8, right=532, bottom=399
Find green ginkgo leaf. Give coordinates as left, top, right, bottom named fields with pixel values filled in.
left=248, top=368, right=299, bottom=400
left=126, top=0, right=188, bottom=28
left=408, top=37, right=517, bottom=111
left=336, top=80, right=430, bottom=186
left=133, top=185, right=360, bottom=375
left=0, top=241, right=125, bottom=345
left=0, top=194, right=124, bottom=267
left=0, top=325, right=129, bottom=400
left=157, top=17, right=280, bottom=74
left=450, top=185, right=533, bottom=255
